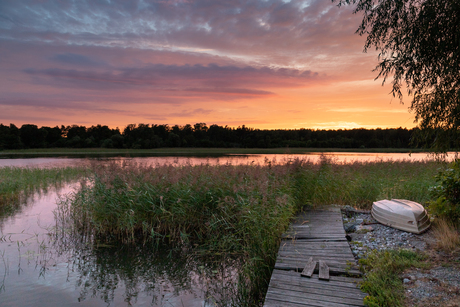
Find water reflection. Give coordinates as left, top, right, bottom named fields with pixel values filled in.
left=63, top=244, right=239, bottom=306
left=0, top=151, right=450, bottom=169
left=0, top=184, right=240, bottom=306
left=0, top=183, right=66, bottom=226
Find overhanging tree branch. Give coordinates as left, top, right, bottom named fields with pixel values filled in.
left=336, top=0, right=460, bottom=152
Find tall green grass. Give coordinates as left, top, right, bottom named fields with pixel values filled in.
left=0, top=166, right=86, bottom=217
left=359, top=249, right=428, bottom=307
left=57, top=160, right=297, bottom=305
left=298, top=156, right=442, bottom=208
left=57, top=157, right=443, bottom=306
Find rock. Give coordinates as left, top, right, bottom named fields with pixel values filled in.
left=403, top=278, right=411, bottom=284
left=356, top=225, right=373, bottom=232
left=344, top=222, right=359, bottom=232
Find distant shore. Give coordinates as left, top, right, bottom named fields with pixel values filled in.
left=0, top=147, right=428, bottom=158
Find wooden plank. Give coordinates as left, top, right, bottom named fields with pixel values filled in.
left=264, top=206, right=366, bottom=307
left=287, top=231, right=346, bottom=236
left=273, top=269, right=363, bottom=283
left=271, top=270, right=363, bottom=289
left=286, top=229, right=345, bottom=234
left=278, top=251, right=355, bottom=263
left=282, top=237, right=348, bottom=242
left=275, top=264, right=358, bottom=273
left=279, top=243, right=352, bottom=249
left=292, top=221, right=344, bottom=225
left=292, top=223, right=343, bottom=226
left=264, top=299, right=363, bottom=307
left=276, top=257, right=358, bottom=268
left=279, top=246, right=353, bottom=252
left=265, top=292, right=364, bottom=307
left=319, top=260, right=330, bottom=281
left=275, top=262, right=361, bottom=276
left=280, top=240, right=351, bottom=247
left=289, top=230, right=346, bottom=235
left=275, top=261, right=358, bottom=272
left=288, top=226, right=344, bottom=229
left=277, top=253, right=356, bottom=261
left=282, top=237, right=347, bottom=241
left=267, top=287, right=364, bottom=306
left=279, top=248, right=354, bottom=254
left=279, top=248, right=353, bottom=254
left=269, top=280, right=366, bottom=301
left=291, top=223, right=345, bottom=228
left=300, top=257, right=316, bottom=277
left=278, top=249, right=354, bottom=255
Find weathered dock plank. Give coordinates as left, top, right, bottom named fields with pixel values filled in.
left=319, top=260, right=330, bottom=280
left=264, top=206, right=366, bottom=307
left=300, top=257, right=316, bottom=277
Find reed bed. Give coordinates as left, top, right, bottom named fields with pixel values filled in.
left=56, top=157, right=443, bottom=306
left=0, top=166, right=86, bottom=217
left=302, top=156, right=442, bottom=208
left=57, top=160, right=297, bottom=305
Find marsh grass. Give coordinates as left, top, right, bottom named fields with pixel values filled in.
left=0, top=166, right=86, bottom=217
left=56, top=157, right=443, bottom=305
left=432, top=218, right=460, bottom=254
left=56, top=160, right=297, bottom=305
left=295, top=156, right=441, bottom=209
left=359, top=249, right=428, bottom=307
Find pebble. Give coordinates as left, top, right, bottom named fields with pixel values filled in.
left=342, top=207, right=460, bottom=305
left=341, top=210, right=426, bottom=259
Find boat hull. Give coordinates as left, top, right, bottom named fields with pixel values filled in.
left=371, top=199, right=431, bottom=234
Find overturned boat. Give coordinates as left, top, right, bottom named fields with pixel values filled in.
left=371, top=199, right=431, bottom=234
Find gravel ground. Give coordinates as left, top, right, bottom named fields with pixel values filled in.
left=341, top=206, right=460, bottom=307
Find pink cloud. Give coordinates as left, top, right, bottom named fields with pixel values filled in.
left=0, top=0, right=410, bottom=129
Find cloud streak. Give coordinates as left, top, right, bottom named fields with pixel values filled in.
left=0, top=0, right=414, bottom=129
left=22, top=63, right=324, bottom=98
left=0, top=0, right=363, bottom=65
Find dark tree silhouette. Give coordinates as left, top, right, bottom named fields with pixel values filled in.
left=337, top=0, right=460, bottom=152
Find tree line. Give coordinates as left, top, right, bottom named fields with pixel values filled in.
left=0, top=123, right=419, bottom=150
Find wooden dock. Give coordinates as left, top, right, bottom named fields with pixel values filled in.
left=264, top=206, right=367, bottom=307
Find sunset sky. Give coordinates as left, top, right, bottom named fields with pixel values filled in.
left=0, top=0, right=416, bottom=130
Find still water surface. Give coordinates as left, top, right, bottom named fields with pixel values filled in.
left=0, top=184, right=238, bottom=306
left=0, top=152, right=446, bottom=169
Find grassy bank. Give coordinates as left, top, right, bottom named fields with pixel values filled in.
left=0, top=166, right=87, bottom=217
left=0, top=147, right=427, bottom=157
left=56, top=157, right=444, bottom=305
left=360, top=249, right=429, bottom=307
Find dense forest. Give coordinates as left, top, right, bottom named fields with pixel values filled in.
left=0, top=123, right=416, bottom=150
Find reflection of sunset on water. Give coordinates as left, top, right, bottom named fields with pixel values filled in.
left=0, top=153, right=450, bottom=169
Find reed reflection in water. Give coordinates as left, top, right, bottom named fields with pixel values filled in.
left=0, top=183, right=240, bottom=306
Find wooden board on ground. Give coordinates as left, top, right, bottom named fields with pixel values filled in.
left=319, top=260, right=330, bottom=280
left=300, top=257, right=316, bottom=278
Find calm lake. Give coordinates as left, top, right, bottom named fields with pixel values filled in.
left=0, top=151, right=447, bottom=169
left=0, top=152, right=449, bottom=306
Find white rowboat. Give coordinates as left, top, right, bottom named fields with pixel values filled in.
left=371, top=199, right=431, bottom=234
